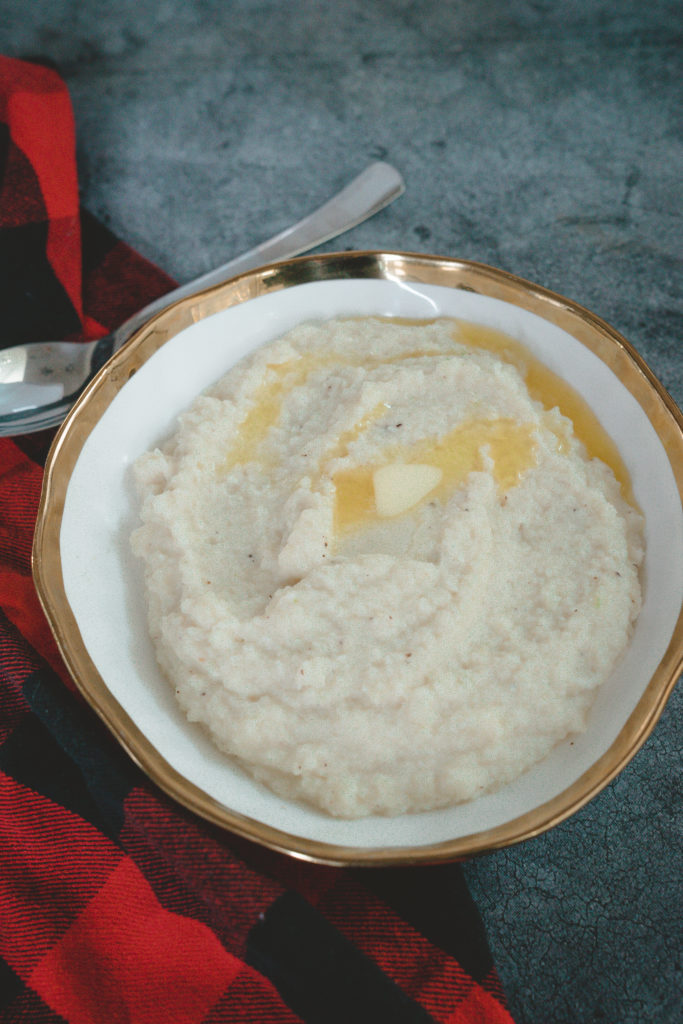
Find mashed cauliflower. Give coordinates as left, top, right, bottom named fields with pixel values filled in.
left=131, top=317, right=643, bottom=817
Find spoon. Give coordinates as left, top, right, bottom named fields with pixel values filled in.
left=0, top=161, right=404, bottom=436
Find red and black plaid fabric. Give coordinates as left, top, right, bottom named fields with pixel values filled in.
left=0, top=55, right=516, bottom=1023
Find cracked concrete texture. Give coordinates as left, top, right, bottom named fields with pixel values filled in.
left=2, top=1, right=680, bottom=1020
left=465, top=686, right=682, bottom=1023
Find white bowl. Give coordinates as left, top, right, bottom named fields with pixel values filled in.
left=34, top=252, right=683, bottom=865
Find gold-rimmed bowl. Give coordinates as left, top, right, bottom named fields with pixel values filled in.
left=33, top=252, right=683, bottom=866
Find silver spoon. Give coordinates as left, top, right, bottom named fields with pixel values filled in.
left=0, top=161, right=404, bottom=436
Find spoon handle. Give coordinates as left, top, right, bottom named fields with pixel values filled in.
left=0, top=162, right=404, bottom=435
left=108, top=161, right=404, bottom=354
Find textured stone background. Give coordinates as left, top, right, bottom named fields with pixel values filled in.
left=2, top=1, right=681, bottom=1021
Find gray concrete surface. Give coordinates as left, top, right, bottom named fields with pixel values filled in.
left=3, top=1, right=681, bottom=1021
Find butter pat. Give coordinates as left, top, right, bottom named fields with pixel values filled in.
left=373, top=463, right=443, bottom=517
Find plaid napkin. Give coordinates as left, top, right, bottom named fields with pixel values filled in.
left=0, top=56, right=516, bottom=1023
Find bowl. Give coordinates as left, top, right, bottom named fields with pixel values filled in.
left=33, top=251, right=683, bottom=865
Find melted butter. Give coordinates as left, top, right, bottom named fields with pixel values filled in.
left=221, top=317, right=635, bottom=530
left=333, top=418, right=536, bottom=534
left=223, top=352, right=335, bottom=470
left=333, top=467, right=376, bottom=534
left=222, top=344, right=444, bottom=471
left=453, top=320, right=635, bottom=506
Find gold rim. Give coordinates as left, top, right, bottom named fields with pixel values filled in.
left=33, top=251, right=683, bottom=866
